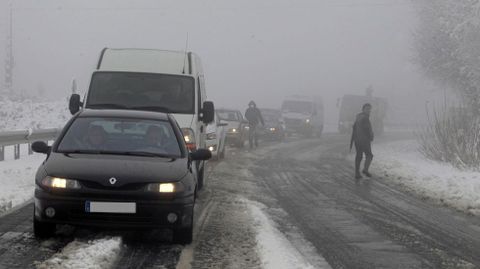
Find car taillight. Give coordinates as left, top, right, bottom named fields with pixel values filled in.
left=181, top=128, right=196, bottom=151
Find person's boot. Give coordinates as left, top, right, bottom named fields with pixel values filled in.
left=355, top=171, right=362, bottom=180
left=362, top=156, right=372, bottom=177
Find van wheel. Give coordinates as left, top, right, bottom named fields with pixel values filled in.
left=33, top=212, right=55, bottom=238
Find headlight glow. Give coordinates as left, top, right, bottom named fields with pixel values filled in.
left=305, top=119, right=311, bottom=123
left=159, top=183, right=175, bottom=193
left=269, top=127, right=276, bottom=131
left=52, top=177, right=66, bottom=188
left=232, top=128, right=237, bottom=133
left=146, top=182, right=185, bottom=193
left=41, top=176, right=81, bottom=189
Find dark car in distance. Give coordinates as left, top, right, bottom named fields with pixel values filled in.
left=260, top=108, right=285, bottom=141
left=31, top=109, right=211, bottom=244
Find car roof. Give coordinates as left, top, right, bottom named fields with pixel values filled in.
left=77, top=109, right=170, bottom=121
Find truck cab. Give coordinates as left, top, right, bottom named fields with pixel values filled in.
left=69, top=48, right=214, bottom=189
left=280, top=95, right=324, bottom=137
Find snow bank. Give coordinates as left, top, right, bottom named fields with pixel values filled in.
left=373, top=140, right=480, bottom=215
left=0, top=99, right=70, bottom=131
left=248, top=201, right=331, bottom=269
left=36, top=237, right=122, bottom=269
left=0, top=149, right=44, bottom=214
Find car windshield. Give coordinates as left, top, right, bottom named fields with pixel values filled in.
left=263, top=113, right=280, bottom=124
left=56, top=117, right=181, bottom=158
left=86, top=72, right=195, bottom=114
left=281, top=101, right=313, bottom=115
left=217, top=111, right=240, bottom=121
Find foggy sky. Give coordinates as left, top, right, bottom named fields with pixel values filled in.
left=0, top=0, right=438, bottom=125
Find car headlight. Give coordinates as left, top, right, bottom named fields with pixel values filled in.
left=231, top=128, right=237, bottom=133
left=305, top=119, right=311, bottom=123
left=269, top=127, right=276, bottom=131
left=145, top=182, right=185, bottom=193
left=41, top=176, right=81, bottom=189
left=206, top=133, right=217, bottom=140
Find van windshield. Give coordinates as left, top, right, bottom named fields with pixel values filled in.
left=281, top=101, right=312, bottom=115
left=86, top=72, right=195, bottom=114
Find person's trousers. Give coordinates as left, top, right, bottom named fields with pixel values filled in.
left=248, top=124, right=258, bottom=148
left=355, top=141, right=373, bottom=173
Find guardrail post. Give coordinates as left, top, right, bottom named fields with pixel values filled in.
left=28, top=143, right=33, bottom=155
left=14, top=144, right=20, bottom=160
left=0, top=146, right=4, bottom=161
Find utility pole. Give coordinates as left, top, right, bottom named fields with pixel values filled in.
left=4, top=2, right=14, bottom=96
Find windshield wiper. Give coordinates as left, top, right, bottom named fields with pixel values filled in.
left=130, top=106, right=171, bottom=113
left=61, top=149, right=175, bottom=158
left=87, top=103, right=128, bottom=109
left=123, top=151, right=175, bottom=158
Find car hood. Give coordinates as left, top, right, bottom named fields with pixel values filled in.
left=44, top=153, right=188, bottom=187
left=225, top=121, right=241, bottom=129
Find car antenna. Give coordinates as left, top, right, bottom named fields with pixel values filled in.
left=182, top=32, right=189, bottom=74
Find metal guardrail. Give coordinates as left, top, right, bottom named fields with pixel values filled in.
left=0, top=128, right=60, bottom=161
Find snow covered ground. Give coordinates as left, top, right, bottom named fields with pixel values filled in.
left=247, top=200, right=331, bottom=269
left=0, top=145, right=44, bottom=214
left=372, top=139, right=480, bottom=216
left=0, top=98, right=70, bottom=131
left=35, top=237, right=122, bottom=269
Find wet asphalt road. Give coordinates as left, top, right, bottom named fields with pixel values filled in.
left=0, top=132, right=480, bottom=269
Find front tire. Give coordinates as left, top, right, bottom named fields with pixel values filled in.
left=172, top=225, right=193, bottom=244
left=197, top=166, right=205, bottom=190
left=33, top=214, right=56, bottom=239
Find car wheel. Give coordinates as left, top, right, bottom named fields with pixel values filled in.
left=236, top=139, right=244, bottom=148
left=33, top=211, right=56, bottom=238
left=197, top=166, right=205, bottom=190
left=172, top=209, right=194, bottom=244
left=220, top=144, right=226, bottom=159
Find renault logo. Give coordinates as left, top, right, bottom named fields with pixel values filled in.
left=109, top=177, right=117, bottom=185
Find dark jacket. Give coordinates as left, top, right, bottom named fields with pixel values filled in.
left=245, top=103, right=265, bottom=126
left=350, top=112, right=374, bottom=148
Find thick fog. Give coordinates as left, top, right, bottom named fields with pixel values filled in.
left=1, top=0, right=441, bottom=126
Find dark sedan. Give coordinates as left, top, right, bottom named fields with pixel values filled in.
left=31, top=109, right=211, bottom=244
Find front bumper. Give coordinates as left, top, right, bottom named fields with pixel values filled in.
left=34, top=188, right=194, bottom=229
left=225, top=132, right=242, bottom=143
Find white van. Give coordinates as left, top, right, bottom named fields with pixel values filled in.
left=280, top=95, right=324, bottom=137
left=69, top=48, right=215, bottom=189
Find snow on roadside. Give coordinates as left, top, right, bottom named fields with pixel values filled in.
left=35, top=237, right=122, bottom=269
left=373, top=139, right=480, bottom=216
left=0, top=99, right=70, bottom=131
left=0, top=151, right=44, bottom=214
left=247, top=200, right=331, bottom=269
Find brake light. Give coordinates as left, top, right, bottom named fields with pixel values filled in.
left=181, top=128, right=197, bottom=151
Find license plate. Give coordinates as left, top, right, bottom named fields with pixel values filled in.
left=85, top=201, right=136, bottom=214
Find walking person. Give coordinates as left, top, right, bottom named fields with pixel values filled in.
left=245, top=100, right=265, bottom=149
left=350, top=103, right=374, bottom=180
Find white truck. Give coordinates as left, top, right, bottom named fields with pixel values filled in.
left=280, top=95, right=324, bottom=137
left=69, top=48, right=215, bottom=189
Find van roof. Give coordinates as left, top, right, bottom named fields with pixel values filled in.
left=97, top=48, right=201, bottom=75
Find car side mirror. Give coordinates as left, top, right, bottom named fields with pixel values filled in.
left=31, top=141, right=51, bottom=154
left=190, top=148, right=212, bottom=161
left=201, top=101, right=215, bottom=124
left=69, top=94, right=83, bottom=115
